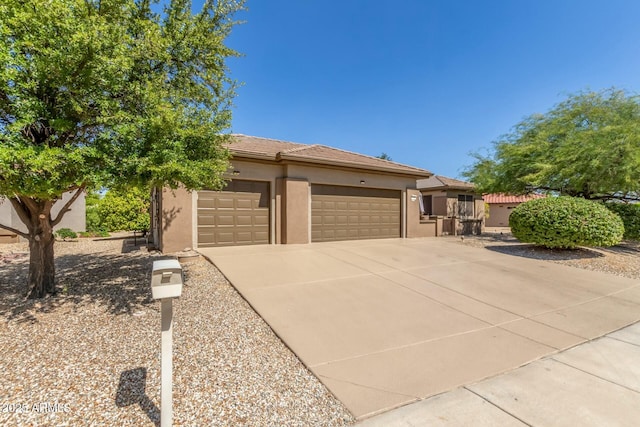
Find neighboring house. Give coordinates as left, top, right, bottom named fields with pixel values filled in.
left=0, top=191, right=86, bottom=243
left=416, top=175, right=484, bottom=235
left=152, top=134, right=437, bottom=252
left=483, top=193, right=545, bottom=227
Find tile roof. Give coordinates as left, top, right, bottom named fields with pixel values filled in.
left=483, top=193, right=546, bottom=204
left=228, top=134, right=432, bottom=177
left=416, top=175, right=475, bottom=190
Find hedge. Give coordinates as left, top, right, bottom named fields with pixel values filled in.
left=509, top=196, right=624, bottom=249
left=605, top=202, right=640, bottom=240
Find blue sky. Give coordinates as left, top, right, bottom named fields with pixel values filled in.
left=208, top=0, right=640, bottom=179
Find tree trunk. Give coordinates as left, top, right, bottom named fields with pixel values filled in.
left=8, top=190, right=84, bottom=299
left=27, top=231, right=56, bottom=299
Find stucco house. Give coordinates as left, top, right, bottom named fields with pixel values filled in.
left=152, top=135, right=439, bottom=253
left=417, top=175, right=484, bottom=235
left=483, top=193, right=545, bottom=227
left=0, top=191, right=86, bottom=243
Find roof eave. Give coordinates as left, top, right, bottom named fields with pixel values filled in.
left=278, top=154, right=432, bottom=178
left=419, top=185, right=476, bottom=191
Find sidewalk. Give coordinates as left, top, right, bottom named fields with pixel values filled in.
left=356, top=321, right=640, bottom=426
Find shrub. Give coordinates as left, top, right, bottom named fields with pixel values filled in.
left=605, top=203, right=640, bottom=240
left=96, top=187, right=150, bottom=232
left=85, top=191, right=103, bottom=232
left=55, top=228, right=77, bottom=240
left=509, top=196, right=624, bottom=249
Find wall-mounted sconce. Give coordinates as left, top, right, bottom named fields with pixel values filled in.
left=410, top=195, right=418, bottom=202
left=232, top=170, right=240, bottom=176
left=360, top=180, right=365, bottom=185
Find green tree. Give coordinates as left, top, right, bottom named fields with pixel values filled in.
left=377, top=153, right=393, bottom=161
left=0, top=0, right=244, bottom=298
left=463, top=89, right=640, bottom=201
left=98, top=187, right=150, bottom=232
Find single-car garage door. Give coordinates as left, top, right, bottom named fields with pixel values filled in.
left=311, top=185, right=401, bottom=242
left=197, top=180, right=270, bottom=247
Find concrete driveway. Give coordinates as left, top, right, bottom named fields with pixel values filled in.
left=198, top=238, right=640, bottom=420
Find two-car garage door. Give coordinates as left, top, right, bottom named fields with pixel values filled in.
left=197, top=181, right=401, bottom=247
left=311, top=185, right=401, bottom=242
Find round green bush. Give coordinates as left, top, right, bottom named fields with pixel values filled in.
left=509, top=196, right=624, bottom=249
left=605, top=202, right=640, bottom=240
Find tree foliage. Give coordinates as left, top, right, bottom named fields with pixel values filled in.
left=509, top=197, right=624, bottom=249
left=463, top=89, right=640, bottom=201
left=0, top=0, right=244, bottom=297
left=605, top=202, right=640, bottom=240
left=85, top=191, right=103, bottom=232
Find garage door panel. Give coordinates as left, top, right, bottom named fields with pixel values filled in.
left=197, top=198, right=215, bottom=209
left=197, top=181, right=270, bottom=247
left=236, top=199, right=253, bottom=209
left=236, top=215, right=253, bottom=226
left=254, top=231, right=269, bottom=241
left=198, top=214, right=216, bottom=226
left=214, top=215, right=233, bottom=226
left=254, top=215, right=269, bottom=226
left=311, top=185, right=401, bottom=242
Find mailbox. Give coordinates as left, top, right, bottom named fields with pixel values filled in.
left=151, top=259, right=183, bottom=299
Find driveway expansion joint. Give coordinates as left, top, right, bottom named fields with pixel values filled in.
left=463, top=386, right=534, bottom=427
left=551, top=354, right=640, bottom=394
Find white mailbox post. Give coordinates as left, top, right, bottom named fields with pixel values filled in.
left=151, top=259, right=183, bottom=427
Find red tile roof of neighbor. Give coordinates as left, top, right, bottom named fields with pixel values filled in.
left=483, top=193, right=546, bottom=204
left=227, top=134, right=433, bottom=178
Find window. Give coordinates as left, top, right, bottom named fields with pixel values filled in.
left=422, top=195, right=432, bottom=216
left=457, top=194, right=474, bottom=218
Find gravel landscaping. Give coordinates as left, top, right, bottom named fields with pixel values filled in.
left=450, top=230, right=640, bottom=280
left=0, top=236, right=354, bottom=426
left=2, top=232, right=639, bottom=426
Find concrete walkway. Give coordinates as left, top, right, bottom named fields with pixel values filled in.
left=198, top=238, right=640, bottom=420
left=357, top=321, right=640, bottom=426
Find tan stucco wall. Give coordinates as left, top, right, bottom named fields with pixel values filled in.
left=0, top=191, right=86, bottom=239
left=0, top=198, right=16, bottom=241
left=282, top=178, right=310, bottom=244
left=53, top=191, right=86, bottom=232
left=406, top=189, right=437, bottom=238
left=159, top=158, right=429, bottom=251
left=486, top=203, right=518, bottom=227
left=285, top=164, right=417, bottom=190
left=160, top=187, right=194, bottom=253
left=275, top=178, right=283, bottom=244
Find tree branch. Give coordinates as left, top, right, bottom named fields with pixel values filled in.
left=52, top=186, right=86, bottom=226
left=0, top=222, right=29, bottom=239
left=8, top=197, right=33, bottom=229
left=17, top=195, right=39, bottom=216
